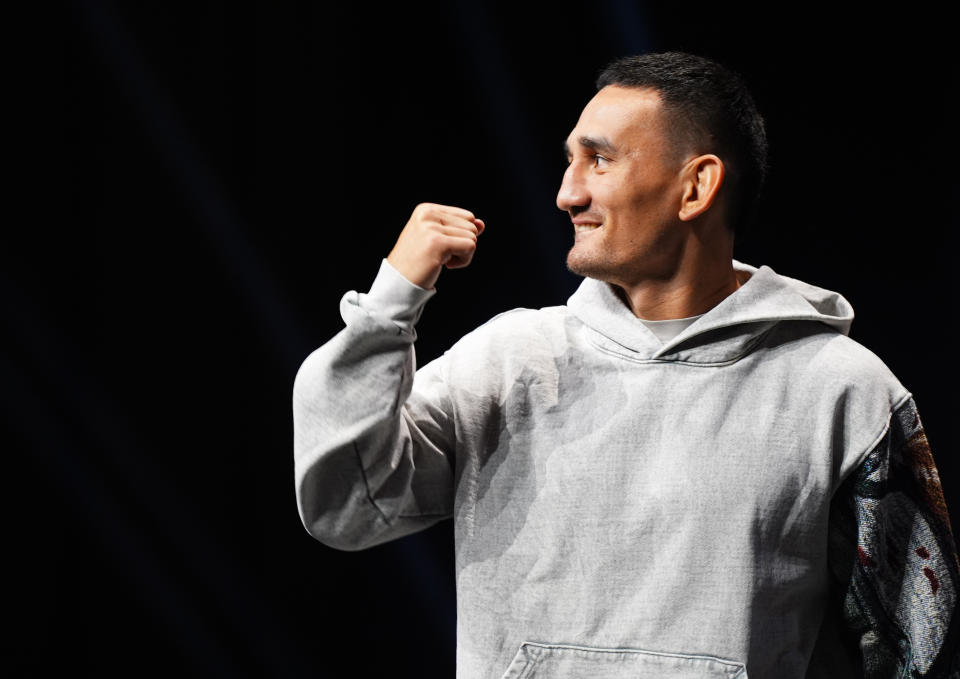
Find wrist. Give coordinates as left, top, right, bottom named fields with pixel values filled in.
left=361, top=259, right=436, bottom=329
left=386, top=252, right=440, bottom=290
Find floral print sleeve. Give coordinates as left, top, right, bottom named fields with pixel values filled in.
left=826, top=398, right=960, bottom=677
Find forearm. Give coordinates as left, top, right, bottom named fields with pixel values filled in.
left=293, top=260, right=454, bottom=550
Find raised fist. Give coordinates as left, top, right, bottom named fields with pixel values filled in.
left=387, top=203, right=485, bottom=289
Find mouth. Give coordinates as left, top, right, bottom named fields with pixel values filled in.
left=574, top=223, right=602, bottom=235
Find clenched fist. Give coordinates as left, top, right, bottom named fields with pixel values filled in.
left=387, top=203, right=485, bottom=290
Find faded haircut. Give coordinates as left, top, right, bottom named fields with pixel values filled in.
left=597, top=52, right=768, bottom=232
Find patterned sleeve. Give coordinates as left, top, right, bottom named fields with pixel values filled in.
left=825, top=397, right=960, bottom=677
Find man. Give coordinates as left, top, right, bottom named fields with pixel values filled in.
left=293, top=52, right=958, bottom=677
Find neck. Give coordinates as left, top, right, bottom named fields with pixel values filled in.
left=616, top=231, right=740, bottom=320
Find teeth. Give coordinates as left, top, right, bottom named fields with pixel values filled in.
left=575, top=224, right=600, bottom=233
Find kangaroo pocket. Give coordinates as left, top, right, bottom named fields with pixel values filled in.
left=500, top=642, right=747, bottom=679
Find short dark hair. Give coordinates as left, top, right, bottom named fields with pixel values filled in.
left=597, top=52, right=768, bottom=232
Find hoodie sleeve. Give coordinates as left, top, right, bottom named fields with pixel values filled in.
left=824, top=397, right=960, bottom=677
left=292, top=260, right=457, bottom=551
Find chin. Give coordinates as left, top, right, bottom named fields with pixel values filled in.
left=565, top=247, right=586, bottom=277
left=566, top=248, right=611, bottom=281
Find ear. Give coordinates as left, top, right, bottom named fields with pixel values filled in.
left=678, top=154, right=724, bottom=222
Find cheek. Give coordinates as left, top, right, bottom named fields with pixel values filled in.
left=591, top=177, right=635, bottom=210
left=615, top=190, right=659, bottom=220
left=623, top=174, right=676, bottom=213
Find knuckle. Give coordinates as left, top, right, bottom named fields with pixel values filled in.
left=425, top=232, right=445, bottom=251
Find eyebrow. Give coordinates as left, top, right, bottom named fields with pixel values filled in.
left=563, top=135, right=618, bottom=158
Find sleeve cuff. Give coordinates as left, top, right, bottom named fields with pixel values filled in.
left=358, top=259, right=436, bottom=327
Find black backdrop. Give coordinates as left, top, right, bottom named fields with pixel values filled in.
left=22, top=1, right=957, bottom=675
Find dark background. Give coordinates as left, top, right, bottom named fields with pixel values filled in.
left=16, top=1, right=956, bottom=675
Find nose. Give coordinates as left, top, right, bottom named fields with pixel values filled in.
left=556, top=162, right=589, bottom=212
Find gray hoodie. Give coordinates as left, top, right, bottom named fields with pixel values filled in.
left=293, top=260, right=957, bottom=678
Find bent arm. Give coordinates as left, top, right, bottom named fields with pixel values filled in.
left=293, top=260, right=456, bottom=551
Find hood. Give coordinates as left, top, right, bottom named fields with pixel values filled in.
left=566, top=261, right=854, bottom=364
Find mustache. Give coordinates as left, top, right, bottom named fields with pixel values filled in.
left=569, top=206, right=603, bottom=221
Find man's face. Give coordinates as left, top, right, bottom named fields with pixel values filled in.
left=558, top=86, right=689, bottom=287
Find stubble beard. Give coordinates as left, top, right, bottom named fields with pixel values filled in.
left=566, top=241, right=619, bottom=283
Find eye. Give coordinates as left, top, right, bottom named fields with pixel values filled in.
left=592, top=154, right=610, bottom=169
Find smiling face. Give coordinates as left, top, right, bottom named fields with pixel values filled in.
left=558, top=86, right=692, bottom=287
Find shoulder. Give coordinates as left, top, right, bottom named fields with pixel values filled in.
left=780, top=327, right=912, bottom=478
left=451, top=304, right=571, bottom=351
left=800, top=329, right=907, bottom=401
left=436, top=305, right=574, bottom=384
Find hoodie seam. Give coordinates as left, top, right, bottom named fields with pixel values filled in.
left=353, top=441, right=393, bottom=527
left=651, top=317, right=846, bottom=357
left=838, top=390, right=914, bottom=488
left=583, top=331, right=766, bottom=367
